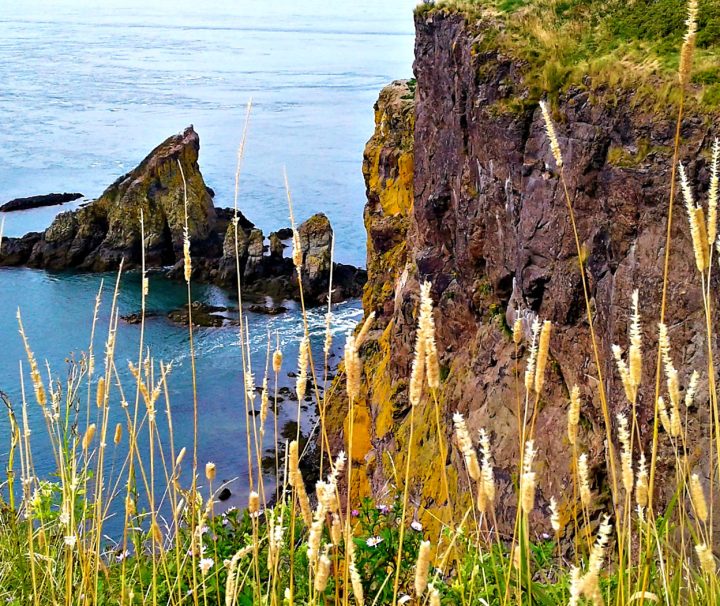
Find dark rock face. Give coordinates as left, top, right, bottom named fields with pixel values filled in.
left=0, top=128, right=365, bottom=305
left=0, top=192, right=83, bottom=212
left=327, top=12, right=720, bottom=530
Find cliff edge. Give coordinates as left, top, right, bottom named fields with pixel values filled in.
left=329, top=9, right=720, bottom=532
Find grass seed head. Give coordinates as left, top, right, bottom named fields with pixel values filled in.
left=539, top=100, right=563, bottom=168
left=512, top=316, right=523, bottom=344
left=248, top=491, right=260, bottom=514
left=690, top=473, right=708, bottom=523
left=453, top=412, right=480, bottom=481
left=578, top=453, right=592, bottom=508
left=273, top=348, right=283, bottom=374
left=82, top=424, right=96, bottom=451
left=568, top=385, right=581, bottom=445
left=96, top=377, right=106, bottom=408
left=550, top=496, right=560, bottom=532
left=534, top=320, right=552, bottom=394
left=314, top=546, right=332, bottom=593
left=415, top=540, right=432, bottom=597
left=635, top=452, right=648, bottom=508
left=345, top=333, right=362, bottom=401
left=708, top=138, right=719, bottom=245
left=679, top=0, right=698, bottom=86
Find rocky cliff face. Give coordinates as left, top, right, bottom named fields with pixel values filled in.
left=331, top=10, right=720, bottom=532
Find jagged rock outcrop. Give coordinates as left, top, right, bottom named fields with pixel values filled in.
left=0, top=128, right=366, bottom=304
left=328, top=11, right=720, bottom=532
left=13, top=127, right=216, bottom=271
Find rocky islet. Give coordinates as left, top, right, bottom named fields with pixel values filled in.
left=0, top=126, right=366, bottom=306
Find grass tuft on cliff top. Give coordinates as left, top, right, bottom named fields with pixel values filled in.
left=416, top=0, right=720, bottom=109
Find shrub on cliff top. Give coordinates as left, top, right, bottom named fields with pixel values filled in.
left=416, top=0, right=720, bottom=108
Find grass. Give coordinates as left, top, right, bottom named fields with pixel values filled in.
left=1, top=1, right=720, bottom=604
left=416, top=0, right=720, bottom=109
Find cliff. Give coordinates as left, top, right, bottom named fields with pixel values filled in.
left=330, top=9, right=720, bottom=532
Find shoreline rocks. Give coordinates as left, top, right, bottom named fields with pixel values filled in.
left=0, top=192, right=84, bottom=212
left=0, top=126, right=366, bottom=305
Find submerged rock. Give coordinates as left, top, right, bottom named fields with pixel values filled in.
left=0, top=192, right=83, bottom=212
left=248, top=304, right=288, bottom=315
left=167, top=302, right=229, bottom=327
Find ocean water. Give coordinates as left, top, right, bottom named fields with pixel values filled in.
left=0, top=0, right=415, bottom=521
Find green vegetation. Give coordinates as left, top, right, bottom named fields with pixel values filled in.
left=416, top=0, right=720, bottom=109
left=1, top=1, right=720, bottom=605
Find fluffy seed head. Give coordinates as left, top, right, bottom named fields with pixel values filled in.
left=550, top=496, right=560, bottom=532
left=657, top=396, right=672, bottom=435
left=680, top=164, right=709, bottom=271
left=96, top=377, right=106, bottom=408
left=568, top=386, right=581, bottom=445
left=617, top=413, right=633, bottom=494
left=292, top=229, right=302, bottom=268
left=289, top=441, right=312, bottom=525
left=512, top=316, right=523, bottom=344
left=418, top=282, right=441, bottom=389
left=345, top=333, right=362, bottom=401
left=330, top=513, right=342, bottom=546
left=478, top=428, right=495, bottom=511
left=409, top=334, right=426, bottom=407
left=635, top=452, right=648, bottom=508
left=578, top=453, right=592, bottom=508
left=539, top=100, right=563, bottom=168
left=175, top=447, right=186, bottom=467
left=685, top=370, right=700, bottom=408
left=205, top=462, right=216, bottom=482
left=260, top=378, right=269, bottom=434
left=520, top=440, right=537, bottom=514
left=524, top=318, right=541, bottom=392
left=350, top=561, right=364, bottom=606
left=82, top=424, right=96, bottom=451
left=690, top=473, right=708, bottom=523
left=534, top=320, right=552, bottom=393
left=183, top=228, right=192, bottom=283
left=355, top=311, right=375, bottom=349
left=696, top=542, right=715, bottom=575
left=629, top=290, right=642, bottom=391
left=612, top=343, right=635, bottom=403
left=415, top=540, right=432, bottom=597
left=314, top=548, right=332, bottom=593
left=273, top=348, right=282, bottom=374
left=248, top=491, right=260, bottom=514
left=113, top=423, right=123, bottom=445
left=679, top=0, right=698, bottom=86
left=453, top=412, right=480, bottom=481
left=708, top=138, right=719, bottom=246
left=296, top=335, right=309, bottom=403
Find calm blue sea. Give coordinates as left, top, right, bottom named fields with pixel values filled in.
left=0, top=0, right=415, bottom=520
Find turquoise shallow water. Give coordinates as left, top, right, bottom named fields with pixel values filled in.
left=0, top=0, right=415, bottom=525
